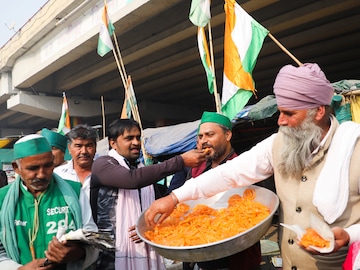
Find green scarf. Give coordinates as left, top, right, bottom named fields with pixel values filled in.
left=0, top=173, right=82, bottom=263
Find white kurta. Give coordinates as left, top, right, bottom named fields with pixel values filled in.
left=173, top=118, right=360, bottom=270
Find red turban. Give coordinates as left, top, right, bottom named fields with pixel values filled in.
left=273, top=63, right=334, bottom=110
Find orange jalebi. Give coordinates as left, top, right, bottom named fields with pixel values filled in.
left=300, top=228, right=330, bottom=248
left=144, top=188, right=270, bottom=246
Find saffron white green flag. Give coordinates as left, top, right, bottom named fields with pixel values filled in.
left=126, top=76, right=137, bottom=119
left=197, top=27, right=215, bottom=93
left=97, top=4, right=115, bottom=57
left=57, top=92, right=71, bottom=135
left=189, top=0, right=211, bottom=27
left=221, top=0, right=269, bottom=120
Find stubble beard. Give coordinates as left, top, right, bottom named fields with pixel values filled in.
left=207, top=144, right=227, bottom=163
left=278, top=111, right=323, bottom=179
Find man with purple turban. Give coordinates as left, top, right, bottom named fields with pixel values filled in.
left=145, top=63, right=360, bottom=270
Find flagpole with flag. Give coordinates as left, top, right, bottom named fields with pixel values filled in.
left=57, top=92, right=71, bottom=135
left=97, top=1, right=141, bottom=122
left=189, top=0, right=221, bottom=112
left=197, top=27, right=214, bottom=94
left=97, top=2, right=115, bottom=57
left=97, top=1, right=151, bottom=164
left=101, top=96, right=106, bottom=138
left=221, top=0, right=269, bottom=120
left=97, top=1, right=127, bottom=96
left=206, top=20, right=221, bottom=113
left=97, top=1, right=137, bottom=120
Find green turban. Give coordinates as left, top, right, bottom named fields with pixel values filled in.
left=13, top=134, right=52, bottom=160
left=200, top=111, right=232, bottom=130
left=41, top=128, right=67, bottom=153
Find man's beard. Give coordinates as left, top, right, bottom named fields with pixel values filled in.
left=278, top=111, right=323, bottom=179
left=203, top=143, right=227, bottom=163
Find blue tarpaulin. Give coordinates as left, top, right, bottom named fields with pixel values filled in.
left=143, top=120, right=200, bottom=157
left=143, top=95, right=279, bottom=157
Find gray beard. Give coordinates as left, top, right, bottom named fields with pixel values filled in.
left=277, top=112, right=323, bottom=179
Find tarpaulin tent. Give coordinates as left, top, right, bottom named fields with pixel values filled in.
left=143, top=120, right=200, bottom=158
left=331, top=80, right=360, bottom=124
left=143, top=95, right=279, bottom=158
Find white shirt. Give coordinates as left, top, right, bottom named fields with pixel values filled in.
left=54, top=160, right=91, bottom=200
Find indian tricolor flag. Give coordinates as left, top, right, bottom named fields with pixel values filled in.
left=189, top=0, right=211, bottom=27
left=221, top=0, right=269, bottom=120
left=97, top=4, right=115, bottom=57
left=197, top=27, right=215, bottom=93
left=57, top=92, right=71, bottom=135
left=126, top=76, right=137, bottom=119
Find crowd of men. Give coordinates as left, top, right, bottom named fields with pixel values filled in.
left=0, top=62, right=360, bottom=270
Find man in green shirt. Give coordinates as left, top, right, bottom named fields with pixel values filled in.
left=0, top=134, right=98, bottom=269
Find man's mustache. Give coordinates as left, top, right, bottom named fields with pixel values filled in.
left=78, top=154, right=91, bottom=158
left=32, top=178, right=49, bottom=184
left=201, top=143, right=212, bottom=149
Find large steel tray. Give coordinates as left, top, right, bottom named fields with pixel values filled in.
left=137, top=185, right=279, bottom=262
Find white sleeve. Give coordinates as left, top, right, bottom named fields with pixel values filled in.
left=67, top=189, right=99, bottom=270
left=0, top=260, right=22, bottom=270
left=345, top=224, right=360, bottom=245
left=79, top=189, right=98, bottom=232
left=0, top=244, right=22, bottom=269
left=174, top=134, right=276, bottom=202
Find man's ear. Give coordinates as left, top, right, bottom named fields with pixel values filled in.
left=226, top=130, right=233, bottom=141
left=12, top=161, right=20, bottom=174
left=315, top=106, right=326, bottom=121
left=109, top=139, right=116, bottom=149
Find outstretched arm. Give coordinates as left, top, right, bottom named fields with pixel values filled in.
left=91, top=149, right=207, bottom=189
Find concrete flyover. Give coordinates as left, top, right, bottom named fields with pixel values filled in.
left=0, top=0, right=360, bottom=137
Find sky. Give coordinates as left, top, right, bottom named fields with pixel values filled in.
left=0, top=0, right=49, bottom=47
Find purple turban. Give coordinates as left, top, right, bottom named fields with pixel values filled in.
left=273, top=63, right=334, bottom=110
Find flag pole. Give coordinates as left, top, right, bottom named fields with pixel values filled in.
left=109, top=43, right=136, bottom=121
left=101, top=96, right=106, bottom=139
left=110, top=28, right=144, bottom=129
left=112, top=50, right=140, bottom=125
left=125, top=76, right=142, bottom=127
left=102, top=0, right=127, bottom=89
left=109, top=40, right=136, bottom=121
left=207, top=21, right=222, bottom=113
left=113, top=32, right=127, bottom=79
left=125, top=75, right=151, bottom=164
left=268, top=33, right=303, bottom=67
left=111, top=47, right=151, bottom=163
left=103, top=0, right=150, bottom=163
left=105, top=18, right=140, bottom=123
left=111, top=45, right=127, bottom=89
left=103, top=0, right=127, bottom=84
left=110, top=43, right=141, bottom=126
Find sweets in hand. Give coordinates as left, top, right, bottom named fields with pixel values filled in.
left=203, top=147, right=211, bottom=154
left=300, top=228, right=330, bottom=248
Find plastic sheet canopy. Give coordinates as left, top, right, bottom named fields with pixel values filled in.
left=143, top=120, right=200, bottom=157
